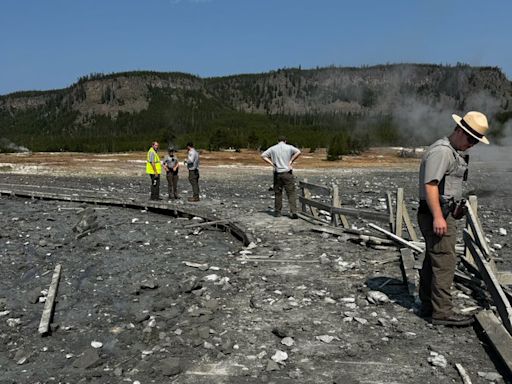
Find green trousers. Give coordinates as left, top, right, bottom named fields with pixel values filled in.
left=273, top=171, right=297, bottom=214
left=418, top=212, right=457, bottom=318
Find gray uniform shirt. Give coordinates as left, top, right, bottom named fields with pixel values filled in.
left=163, top=155, right=179, bottom=174
left=419, top=137, right=466, bottom=201
left=261, top=142, right=300, bottom=173
left=187, top=148, right=199, bottom=170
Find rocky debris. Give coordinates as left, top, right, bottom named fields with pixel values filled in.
left=367, top=290, right=391, bottom=304
left=271, top=350, right=288, bottom=363
left=72, top=349, right=101, bottom=369
left=158, top=357, right=185, bottom=376
left=427, top=351, right=447, bottom=368
left=477, top=371, right=503, bottom=381
left=0, top=167, right=510, bottom=383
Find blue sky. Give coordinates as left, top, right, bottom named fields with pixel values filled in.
left=1, top=0, right=511, bottom=95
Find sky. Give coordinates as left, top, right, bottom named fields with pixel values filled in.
left=1, top=0, right=511, bottom=95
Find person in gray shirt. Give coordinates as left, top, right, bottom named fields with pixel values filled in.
left=261, top=136, right=301, bottom=218
left=185, top=142, right=200, bottom=202
left=417, top=111, right=490, bottom=327
left=162, top=147, right=180, bottom=200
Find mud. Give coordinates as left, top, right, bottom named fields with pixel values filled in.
left=0, top=156, right=511, bottom=383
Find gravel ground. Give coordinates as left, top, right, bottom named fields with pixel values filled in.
left=0, top=159, right=511, bottom=383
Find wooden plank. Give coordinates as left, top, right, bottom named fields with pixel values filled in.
left=184, top=219, right=229, bottom=229
left=297, top=212, right=329, bottom=226
left=454, top=363, right=472, bottom=384
left=386, top=192, right=395, bottom=233
left=301, top=179, right=319, bottom=217
left=298, top=181, right=331, bottom=195
left=299, top=196, right=390, bottom=222
left=465, top=200, right=491, bottom=259
left=331, top=184, right=349, bottom=228
left=464, top=230, right=512, bottom=334
left=311, top=226, right=363, bottom=237
left=299, top=195, right=332, bottom=211
left=498, top=272, right=512, bottom=286
left=368, top=223, right=424, bottom=253
left=395, top=188, right=404, bottom=238
left=401, top=200, right=418, bottom=242
left=237, top=258, right=317, bottom=263
left=400, top=248, right=417, bottom=298
left=38, top=264, right=62, bottom=336
left=475, top=310, right=512, bottom=377
left=331, top=205, right=389, bottom=221
left=465, top=195, right=478, bottom=266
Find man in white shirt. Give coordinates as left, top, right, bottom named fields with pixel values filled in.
left=261, top=136, right=301, bottom=218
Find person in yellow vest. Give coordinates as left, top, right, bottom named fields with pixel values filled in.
left=146, top=141, right=162, bottom=200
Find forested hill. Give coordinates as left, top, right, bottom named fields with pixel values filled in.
left=1, top=64, right=511, bottom=153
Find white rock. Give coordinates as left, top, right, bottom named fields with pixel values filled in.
left=493, top=243, right=503, bottom=250
left=204, top=274, right=219, bottom=281
left=65, top=353, right=74, bottom=359
left=316, top=335, right=334, bottom=343
left=271, top=350, right=288, bottom=363
left=246, top=242, right=257, bottom=249
left=324, top=297, right=336, bottom=304
left=339, top=297, right=355, bottom=303
left=499, top=228, right=507, bottom=236
left=427, top=352, right=447, bottom=368
left=184, top=261, right=209, bottom=269
left=477, top=371, right=502, bottom=381
left=6, top=318, right=21, bottom=327
left=367, top=290, right=390, bottom=304
left=91, top=341, right=103, bottom=349
left=281, top=337, right=295, bottom=347
left=0, top=310, right=10, bottom=317
left=354, top=317, right=368, bottom=325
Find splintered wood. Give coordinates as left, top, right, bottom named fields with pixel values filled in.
left=38, top=264, right=62, bottom=336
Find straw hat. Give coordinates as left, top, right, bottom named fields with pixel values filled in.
left=452, top=111, right=490, bottom=144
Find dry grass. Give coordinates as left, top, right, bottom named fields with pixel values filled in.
left=0, top=147, right=420, bottom=176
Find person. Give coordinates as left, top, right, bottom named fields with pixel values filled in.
left=185, top=142, right=200, bottom=202
left=163, top=147, right=179, bottom=199
left=146, top=141, right=161, bottom=200
left=261, top=136, right=301, bottom=219
left=417, top=111, right=490, bottom=326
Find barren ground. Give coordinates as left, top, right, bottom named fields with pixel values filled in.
left=0, top=148, right=511, bottom=384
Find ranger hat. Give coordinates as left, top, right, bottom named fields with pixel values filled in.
left=452, top=111, right=490, bottom=144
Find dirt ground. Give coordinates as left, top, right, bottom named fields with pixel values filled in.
left=0, top=148, right=511, bottom=384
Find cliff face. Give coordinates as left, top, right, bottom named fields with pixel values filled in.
left=1, top=64, right=510, bottom=117
left=0, top=64, right=510, bottom=152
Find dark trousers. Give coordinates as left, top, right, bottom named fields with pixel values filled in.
left=274, top=171, right=297, bottom=214
left=188, top=169, right=200, bottom=198
left=149, top=174, right=160, bottom=199
left=166, top=173, right=179, bottom=198
left=418, top=212, right=457, bottom=318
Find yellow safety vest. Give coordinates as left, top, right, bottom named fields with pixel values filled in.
left=146, top=147, right=161, bottom=174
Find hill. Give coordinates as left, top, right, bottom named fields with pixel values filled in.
left=0, top=64, right=511, bottom=153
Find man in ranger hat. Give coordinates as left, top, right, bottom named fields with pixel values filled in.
left=417, top=111, right=490, bottom=326
left=163, top=147, right=180, bottom=200
left=146, top=141, right=162, bottom=200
